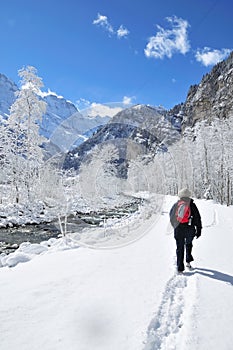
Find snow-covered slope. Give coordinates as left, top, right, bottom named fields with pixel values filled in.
left=40, top=93, right=78, bottom=139
left=63, top=104, right=180, bottom=172
left=0, top=74, right=18, bottom=117
left=0, top=196, right=232, bottom=350
left=48, top=108, right=110, bottom=153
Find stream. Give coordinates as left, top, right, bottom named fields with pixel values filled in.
left=0, top=199, right=142, bottom=255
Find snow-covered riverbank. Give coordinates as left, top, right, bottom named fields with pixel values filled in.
left=0, top=195, right=233, bottom=349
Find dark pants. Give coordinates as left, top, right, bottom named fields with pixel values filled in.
left=174, top=224, right=196, bottom=272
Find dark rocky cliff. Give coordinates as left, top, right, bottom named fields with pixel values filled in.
left=168, top=51, right=233, bottom=127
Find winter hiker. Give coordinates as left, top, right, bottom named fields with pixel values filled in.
left=169, top=188, right=202, bottom=273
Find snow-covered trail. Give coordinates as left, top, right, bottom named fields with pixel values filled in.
left=187, top=202, right=233, bottom=350
left=144, top=198, right=233, bottom=350
left=0, top=196, right=233, bottom=350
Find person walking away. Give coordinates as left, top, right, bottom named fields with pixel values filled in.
left=169, top=188, right=202, bottom=273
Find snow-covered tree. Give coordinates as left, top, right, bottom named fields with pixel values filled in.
left=0, top=116, right=9, bottom=170
left=160, top=115, right=233, bottom=205
left=206, top=117, right=233, bottom=205
left=7, top=66, right=47, bottom=203
left=79, top=143, right=120, bottom=209
left=0, top=116, right=11, bottom=203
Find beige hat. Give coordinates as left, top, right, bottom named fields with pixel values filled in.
left=178, top=188, right=192, bottom=198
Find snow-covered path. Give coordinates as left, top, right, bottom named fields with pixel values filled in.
left=0, top=196, right=233, bottom=350
left=186, top=202, right=233, bottom=350
left=144, top=198, right=233, bottom=350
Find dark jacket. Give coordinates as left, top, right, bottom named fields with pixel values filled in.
left=169, top=197, right=202, bottom=236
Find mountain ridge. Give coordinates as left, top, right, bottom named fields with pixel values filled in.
left=1, top=50, right=233, bottom=158
left=168, top=50, right=233, bottom=126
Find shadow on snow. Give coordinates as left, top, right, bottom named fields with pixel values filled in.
left=187, top=267, right=233, bottom=286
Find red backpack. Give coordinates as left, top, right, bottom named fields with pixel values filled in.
left=175, top=200, right=191, bottom=223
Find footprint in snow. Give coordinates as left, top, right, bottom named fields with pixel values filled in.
left=143, top=273, right=189, bottom=350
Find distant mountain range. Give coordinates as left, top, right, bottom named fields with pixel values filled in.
left=0, top=73, right=180, bottom=163
left=63, top=104, right=180, bottom=174
left=1, top=50, right=233, bottom=171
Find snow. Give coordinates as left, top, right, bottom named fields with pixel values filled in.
left=0, top=196, right=233, bottom=350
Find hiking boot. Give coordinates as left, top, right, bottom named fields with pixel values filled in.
left=186, top=262, right=192, bottom=269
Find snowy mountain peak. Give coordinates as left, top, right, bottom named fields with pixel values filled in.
left=110, top=104, right=166, bottom=128
left=132, top=104, right=146, bottom=110
left=38, top=88, right=65, bottom=100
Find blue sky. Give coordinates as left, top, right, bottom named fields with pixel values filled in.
left=0, top=0, right=232, bottom=111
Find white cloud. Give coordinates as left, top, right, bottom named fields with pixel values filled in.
left=77, top=99, right=134, bottom=118
left=117, top=25, right=129, bottom=39
left=123, top=96, right=135, bottom=105
left=93, top=13, right=114, bottom=35
left=85, top=103, right=123, bottom=118
left=144, top=16, right=190, bottom=59
left=93, top=13, right=129, bottom=39
left=195, top=47, right=232, bottom=66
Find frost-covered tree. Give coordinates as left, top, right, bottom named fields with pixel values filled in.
left=7, top=66, right=47, bottom=203
left=160, top=115, right=233, bottom=205
left=186, top=117, right=233, bottom=204
left=0, top=116, right=9, bottom=170
left=206, top=117, right=233, bottom=204
left=161, top=150, right=179, bottom=195
left=0, top=116, right=11, bottom=203
left=188, top=119, right=213, bottom=199
left=79, top=143, right=120, bottom=209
